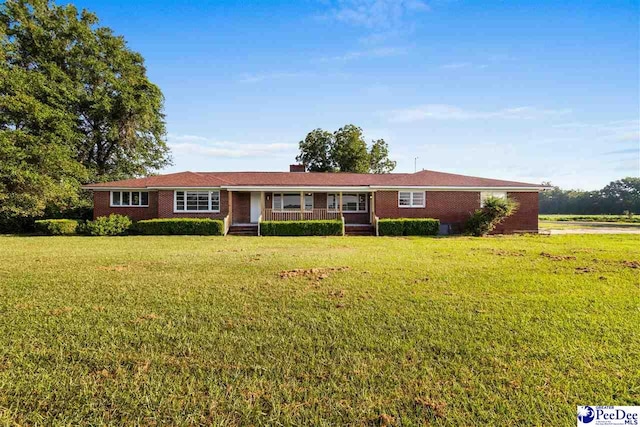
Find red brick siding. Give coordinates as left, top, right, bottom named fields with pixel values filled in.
left=232, top=192, right=251, bottom=224
left=375, top=191, right=479, bottom=225
left=93, top=191, right=158, bottom=221
left=156, top=190, right=229, bottom=220
left=375, top=190, right=539, bottom=234
left=492, top=192, right=539, bottom=233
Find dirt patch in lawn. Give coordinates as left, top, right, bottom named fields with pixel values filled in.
left=471, top=248, right=526, bottom=257
left=622, top=260, right=640, bottom=269
left=279, top=267, right=350, bottom=280
left=540, top=252, right=577, bottom=261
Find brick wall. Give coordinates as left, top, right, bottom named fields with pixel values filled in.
left=492, top=192, right=539, bottom=233
left=93, top=191, right=158, bottom=220
left=157, top=190, right=229, bottom=220
left=232, top=192, right=251, bottom=224
left=375, top=191, right=478, bottom=225
left=375, top=190, right=539, bottom=234
left=158, top=190, right=229, bottom=219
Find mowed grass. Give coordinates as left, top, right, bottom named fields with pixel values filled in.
left=0, top=235, right=639, bottom=426
left=540, top=214, right=640, bottom=224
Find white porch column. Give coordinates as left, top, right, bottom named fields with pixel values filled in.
left=339, top=192, right=343, bottom=215
left=300, top=191, right=304, bottom=220
left=370, top=192, right=375, bottom=223
left=260, top=191, right=265, bottom=219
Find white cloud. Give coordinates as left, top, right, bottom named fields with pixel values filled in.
left=383, top=104, right=572, bottom=123
left=316, top=46, right=407, bottom=62
left=167, top=135, right=296, bottom=158
left=440, top=62, right=488, bottom=70
left=322, top=0, right=429, bottom=30
left=552, top=119, right=640, bottom=145
left=237, top=72, right=314, bottom=83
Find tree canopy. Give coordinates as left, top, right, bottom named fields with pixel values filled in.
left=0, top=0, right=170, bottom=225
left=295, top=124, right=396, bottom=173
left=539, top=177, right=640, bottom=214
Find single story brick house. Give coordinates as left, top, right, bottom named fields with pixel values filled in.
left=83, top=166, right=546, bottom=235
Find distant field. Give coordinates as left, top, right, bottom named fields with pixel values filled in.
left=1, top=235, right=638, bottom=425
left=540, top=214, right=640, bottom=223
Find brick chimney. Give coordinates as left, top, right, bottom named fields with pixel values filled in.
left=289, top=164, right=305, bottom=172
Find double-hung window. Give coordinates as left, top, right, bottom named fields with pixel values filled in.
left=327, top=193, right=368, bottom=212
left=272, top=193, right=313, bottom=211
left=111, top=191, right=149, bottom=207
left=174, top=190, right=220, bottom=212
left=398, top=191, right=425, bottom=208
left=480, top=191, right=507, bottom=207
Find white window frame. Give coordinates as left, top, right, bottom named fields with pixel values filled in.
left=480, top=191, right=507, bottom=207
left=110, top=191, right=149, bottom=207
left=398, top=191, right=425, bottom=208
left=272, top=193, right=313, bottom=212
left=174, top=190, right=220, bottom=213
left=327, top=193, right=368, bottom=213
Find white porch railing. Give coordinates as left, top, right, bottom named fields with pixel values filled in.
left=263, top=208, right=340, bottom=221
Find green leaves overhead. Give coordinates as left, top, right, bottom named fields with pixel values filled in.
left=0, top=0, right=170, bottom=223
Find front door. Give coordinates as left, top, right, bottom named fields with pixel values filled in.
left=250, top=192, right=261, bottom=223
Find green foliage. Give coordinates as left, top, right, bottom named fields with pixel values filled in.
left=82, top=214, right=131, bottom=236
left=331, top=124, right=370, bottom=173
left=378, top=218, right=440, bottom=236
left=466, top=196, right=518, bottom=236
left=296, top=124, right=396, bottom=173
left=296, top=129, right=335, bottom=172
left=377, top=219, right=405, bottom=236
left=260, top=220, right=343, bottom=236
left=539, top=214, right=640, bottom=224
left=34, top=219, right=80, bottom=235
left=134, top=218, right=224, bottom=235
left=540, top=177, right=640, bottom=214
left=0, top=0, right=170, bottom=227
left=368, top=139, right=397, bottom=174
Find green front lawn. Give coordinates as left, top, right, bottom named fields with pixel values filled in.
left=540, top=214, right=640, bottom=223
left=1, top=235, right=638, bottom=425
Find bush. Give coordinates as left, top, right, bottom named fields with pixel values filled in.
left=34, top=219, right=80, bottom=235
left=82, top=214, right=132, bottom=236
left=134, top=218, right=224, bottom=235
left=260, top=220, right=343, bottom=236
left=378, top=219, right=404, bottom=236
left=378, top=218, right=440, bottom=236
left=465, top=196, right=519, bottom=236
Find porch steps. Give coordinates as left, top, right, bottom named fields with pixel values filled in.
left=227, top=224, right=258, bottom=236
left=344, top=224, right=375, bottom=236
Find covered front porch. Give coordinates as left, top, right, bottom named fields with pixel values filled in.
left=229, top=190, right=375, bottom=225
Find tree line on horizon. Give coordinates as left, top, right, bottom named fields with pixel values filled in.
left=539, top=177, right=640, bottom=215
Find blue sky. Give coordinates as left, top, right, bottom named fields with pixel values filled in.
left=76, top=0, right=639, bottom=189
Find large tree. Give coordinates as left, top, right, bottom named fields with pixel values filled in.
left=0, top=0, right=170, bottom=224
left=369, top=138, right=397, bottom=174
left=295, top=129, right=334, bottom=172
left=296, top=124, right=396, bottom=173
